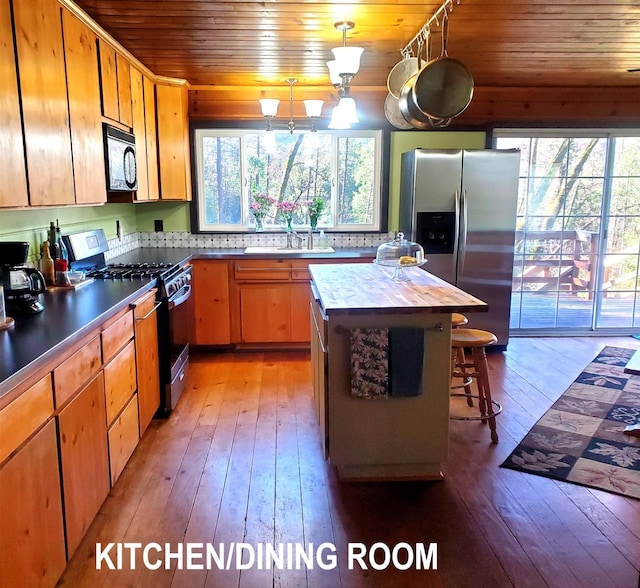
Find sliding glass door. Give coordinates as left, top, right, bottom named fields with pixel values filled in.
left=495, top=131, right=640, bottom=333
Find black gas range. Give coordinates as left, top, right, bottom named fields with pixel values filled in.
left=63, top=229, right=192, bottom=416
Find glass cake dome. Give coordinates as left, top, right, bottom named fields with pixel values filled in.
left=374, top=232, right=426, bottom=281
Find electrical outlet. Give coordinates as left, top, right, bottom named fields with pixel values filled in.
left=154, top=220, right=164, bottom=232
left=116, top=220, right=122, bottom=240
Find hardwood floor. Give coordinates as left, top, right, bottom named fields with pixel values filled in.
left=58, top=337, right=640, bottom=588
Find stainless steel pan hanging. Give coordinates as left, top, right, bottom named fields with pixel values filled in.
left=398, top=35, right=434, bottom=129
left=387, top=53, right=419, bottom=99
left=384, top=92, right=413, bottom=129
left=410, top=11, right=474, bottom=125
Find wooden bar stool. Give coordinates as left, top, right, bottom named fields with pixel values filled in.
left=450, top=328, right=502, bottom=443
left=450, top=313, right=473, bottom=406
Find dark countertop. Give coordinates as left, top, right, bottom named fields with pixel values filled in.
left=0, top=246, right=374, bottom=404
left=0, top=248, right=193, bottom=404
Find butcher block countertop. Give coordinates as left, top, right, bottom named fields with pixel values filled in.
left=309, top=263, right=488, bottom=316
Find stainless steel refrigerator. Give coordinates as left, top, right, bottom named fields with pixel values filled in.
left=399, top=148, right=521, bottom=348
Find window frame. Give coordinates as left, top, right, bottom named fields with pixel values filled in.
left=189, top=122, right=389, bottom=234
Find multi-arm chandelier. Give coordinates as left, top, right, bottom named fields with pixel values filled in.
left=258, top=21, right=364, bottom=134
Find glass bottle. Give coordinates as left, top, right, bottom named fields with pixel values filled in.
left=41, top=241, right=55, bottom=286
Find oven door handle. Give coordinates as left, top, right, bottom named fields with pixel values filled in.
left=168, top=284, right=192, bottom=309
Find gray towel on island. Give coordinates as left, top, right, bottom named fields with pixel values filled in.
left=389, top=327, right=424, bottom=397
left=350, top=328, right=389, bottom=399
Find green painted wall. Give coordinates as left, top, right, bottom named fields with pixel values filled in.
left=134, top=202, right=191, bottom=232
left=0, top=201, right=191, bottom=262
left=388, top=131, right=486, bottom=230
left=0, top=204, right=137, bottom=263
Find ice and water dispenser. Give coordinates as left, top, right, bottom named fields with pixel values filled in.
left=415, top=212, right=456, bottom=254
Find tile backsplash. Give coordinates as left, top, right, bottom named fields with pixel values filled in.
left=127, top=231, right=394, bottom=252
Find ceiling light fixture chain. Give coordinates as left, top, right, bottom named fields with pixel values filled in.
left=402, top=0, right=460, bottom=58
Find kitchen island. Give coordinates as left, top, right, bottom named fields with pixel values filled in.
left=309, top=262, right=488, bottom=481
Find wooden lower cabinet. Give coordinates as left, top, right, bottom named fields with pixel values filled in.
left=133, top=290, right=160, bottom=434
left=108, top=394, right=139, bottom=485
left=0, top=420, right=66, bottom=588
left=192, top=260, right=231, bottom=345
left=58, top=372, right=110, bottom=557
left=239, top=283, right=291, bottom=342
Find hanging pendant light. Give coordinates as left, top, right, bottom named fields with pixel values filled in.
left=331, top=21, right=363, bottom=85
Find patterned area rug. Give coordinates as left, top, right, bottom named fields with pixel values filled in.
left=501, top=346, right=640, bottom=499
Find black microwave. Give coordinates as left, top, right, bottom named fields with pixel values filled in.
left=104, top=124, right=137, bottom=192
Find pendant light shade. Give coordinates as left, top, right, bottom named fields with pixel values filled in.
left=259, top=98, right=280, bottom=118
left=338, top=96, right=359, bottom=124
left=326, top=60, right=343, bottom=87
left=328, top=102, right=351, bottom=130
left=331, top=46, right=364, bottom=78
left=303, top=100, right=324, bottom=118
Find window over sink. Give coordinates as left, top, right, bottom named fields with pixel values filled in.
left=191, top=128, right=384, bottom=233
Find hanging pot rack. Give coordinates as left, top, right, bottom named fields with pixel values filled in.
left=401, top=0, right=461, bottom=59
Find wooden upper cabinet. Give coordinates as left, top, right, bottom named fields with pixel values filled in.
left=61, top=9, right=106, bottom=205
left=130, top=66, right=150, bottom=201
left=143, top=76, right=159, bottom=200
left=98, top=40, right=118, bottom=121
left=116, top=53, right=132, bottom=127
left=98, top=40, right=132, bottom=128
left=13, top=0, right=74, bottom=206
left=0, top=0, right=28, bottom=208
left=156, top=83, right=191, bottom=201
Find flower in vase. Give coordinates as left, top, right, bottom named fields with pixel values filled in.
left=304, top=196, right=326, bottom=230
left=277, top=200, right=299, bottom=231
left=250, top=193, right=275, bottom=230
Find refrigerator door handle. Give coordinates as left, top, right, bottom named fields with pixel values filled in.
left=453, top=189, right=460, bottom=263
left=458, top=189, right=468, bottom=277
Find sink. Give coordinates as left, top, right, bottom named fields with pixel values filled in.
left=243, top=246, right=335, bottom=254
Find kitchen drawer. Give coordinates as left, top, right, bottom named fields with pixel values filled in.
left=234, top=259, right=291, bottom=281
left=132, top=289, right=158, bottom=321
left=103, top=339, right=137, bottom=425
left=102, top=309, right=134, bottom=363
left=0, top=374, right=54, bottom=465
left=53, top=335, right=102, bottom=408
left=107, top=393, right=139, bottom=485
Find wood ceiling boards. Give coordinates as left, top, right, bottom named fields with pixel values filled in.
left=70, top=0, right=640, bottom=127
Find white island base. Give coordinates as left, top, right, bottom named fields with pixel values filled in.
left=309, top=263, right=488, bottom=482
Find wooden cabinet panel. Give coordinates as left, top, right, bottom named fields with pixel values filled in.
left=102, top=309, right=134, bottom=363
left=290, top=283, right=311, bottom=342
left=156, top=83, right=191, bottom=200
left=58, top=372, right=109, bottom=557
left=13, top=0, right=74, bottom=206
left=239, top=284, right=291, bottom=342
left=98, top=40, right=119, bottom=121
left=0, top=374, right=53, bottom=465
left=0, top=0, right=28, bottom=208
left=0, top=420, right=66, bottom=588
left=130, top=66, right=149, bottom=200
left=193, top=260, right=231, bottom=345
left=143, top=75, right=159, bottom=200
left=133, top=290, right=160, bottom=434
left=104, top=339, right=137, bottom=425
left=116, top=53, right=132, bottom=127
left=108, top=394, right=139, bottom=485
left=53, top=335, right=102, bottom=408
left=61, top=9, right=106, bottom=205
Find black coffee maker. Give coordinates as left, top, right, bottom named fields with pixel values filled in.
left=0, top=242, right=46, bottom=314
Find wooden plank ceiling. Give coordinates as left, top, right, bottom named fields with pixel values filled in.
left=72, top=0, right=640, bottom=126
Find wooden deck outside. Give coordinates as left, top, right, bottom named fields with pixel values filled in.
left=511, top=293, right=638, bottom=330
left=58, top=339, right=640, bottom=588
